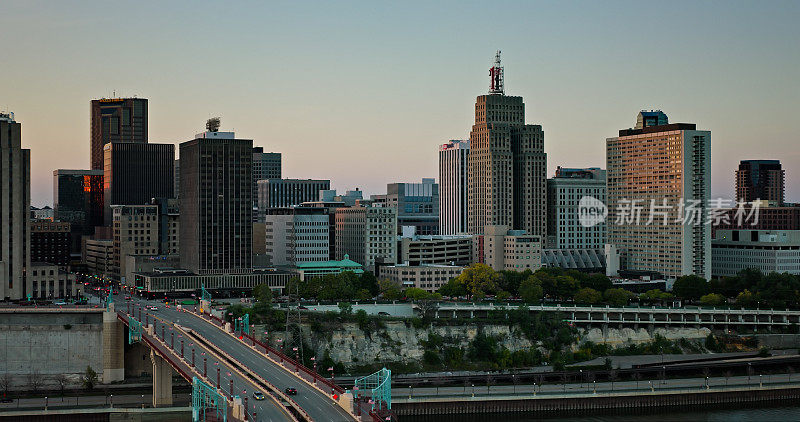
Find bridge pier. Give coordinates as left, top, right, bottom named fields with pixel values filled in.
left=150, top=349, right=174, bottom=407
left=103, top=306, right=125, bottom=383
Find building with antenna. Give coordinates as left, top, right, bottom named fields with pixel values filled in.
left=467, top=51, right=547, bottom=237
left=90, top=98, right=148, bottom=170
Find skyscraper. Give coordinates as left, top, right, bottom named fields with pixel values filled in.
left=736, top=160, right=785, bottom=206
left=257, top=179, right=330, bottom=221
left=467, top=52, right=547, bottom=236
left=606, top=111, right=711, bottom=279
left=179, top=127, right=253, bottom=274
left=90, top=98, right=148, bottom=170
left=252, top=147, right=281, bottom=207
left=53, top=169, right=104, bottom=256
left=439, top=140, right=470, bottom=235
left=0, top=112, right=31, bottom=300
left=103, top=142, right=174, bottom=225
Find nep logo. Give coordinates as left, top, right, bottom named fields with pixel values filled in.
left=579, top=196, right=607, bottom=227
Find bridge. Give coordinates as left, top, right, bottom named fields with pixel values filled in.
left=430, top=302, right=800, bottom=330
left=117, top=293, right=391, bottom=421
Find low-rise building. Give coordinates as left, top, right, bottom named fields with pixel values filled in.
left=398, top=235, right=472, bottom=266
left=712, top=229, right=800, bottom=277
left=382, top=264, right=464, bottom=292
left=123, top=255, right=181, bottom=286
left=264, top=207, right=330, bottom=266
left=30, top=220, right=71, bottom=267
left=541, top=248, right=607, bottom=272
left=473, top=225, right=542, bottom=272
left=28, top=262, right=79, bottom=299
left=295, top=255, right=364, bottom=280
left=132, top=267, right=294, bottom=296
left=84, top=239, right=113, bottom=278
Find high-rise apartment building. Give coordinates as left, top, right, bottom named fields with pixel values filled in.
left=179, top=129, right=253, bottom=274
left=547, top=167, right=606, bottom=249
left=606, top=111, right=711, bottom=279
left=439, top=140, right=470, bottom=235
left=103, top=142, right=174, bottom=225
left=0, top=113, right=31, bottom=300
left=257, top=179, right=330, bottom=220
left=335, top=205, right=397, bottom=271
left=736, top=160, right=784, bottom=206
left=90, top=98, right=148, bottom=170
left=467, top=53, right=546, bottom=236
left=372, top=179, right=439, bottom=235
left=53, top=169, right=104, bottom=257
left=252, top=147, right=281, bottom=206
left=264, top=207, right=330, bottom=266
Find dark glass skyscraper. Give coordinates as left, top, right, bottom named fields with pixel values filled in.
left=103, top=142, right=175, bottom=225
left=53, top=169, right=103, bottom=257
left=180, top=130, right=253, bottom=274
left=736, top=160, right=785, bottom=205
left=90, top=98, right=148, bottom=170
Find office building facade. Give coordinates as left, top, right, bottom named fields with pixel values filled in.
left=712, top=230, right=800, bottom=277
left=473, top=225, right=542, bottom=272
left=0, top=113, right=31, bottom=300
left=467, top=54, right=546, bottom=237
left=398, top=235, right=473, bottom=266
left=439, top=140, right=470, bottom=235
left=252, top=147, right=281, bottom=206
left=335, top=205, right=397, bottom=271
left=547, top=167, right=606, bottom=249
left=54, top=169, right=104, bottom=256
left=179, top=130, right=253, bottom=274
left=30, top=220, right=71, bottom=267
left=264, top=207, right=330, bottom=266
left=606, top=111, right=711, bottom=279
left=103, top=142, right=174, bottom=225
left=372, top=179, right=439, bottom=235
left=736, top=160, right=784, bottom=206
left=90, top=98, right=148, bottom=170
left=257, top=179, right=330, bottom=220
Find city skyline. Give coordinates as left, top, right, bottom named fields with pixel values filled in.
left=2, top=1, right=799, bottom=206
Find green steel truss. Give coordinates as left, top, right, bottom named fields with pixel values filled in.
left=234, top=313, right=250, bottom=335
left=128, top=317, right=142, bottom=344
left=354, top=367, right=391, bottom=411
left=201, top=284, right=212, bottom=302
left=192, top=376, right=227, bottom=422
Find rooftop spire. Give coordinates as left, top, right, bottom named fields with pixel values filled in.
left=489, top=50, right=504, bottom=95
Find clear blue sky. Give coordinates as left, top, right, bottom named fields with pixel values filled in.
left=3, top=0, right=799, bottom=206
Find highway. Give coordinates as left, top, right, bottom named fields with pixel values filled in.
left=130, top=297, right=354, bottom=422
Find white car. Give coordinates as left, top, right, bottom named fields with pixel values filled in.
left=54, top=301, right=67, bottom=306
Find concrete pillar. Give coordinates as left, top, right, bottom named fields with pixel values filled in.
left=102, top=307, right=125, bottom=383
left=150, top=350, right=174, bottom=407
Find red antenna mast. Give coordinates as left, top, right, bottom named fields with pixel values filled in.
left=489, top=50, right=504, bottom=95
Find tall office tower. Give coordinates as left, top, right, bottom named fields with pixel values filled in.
left=252, top=147, right=281, bottom=206
left=439, top=140, right=470, bottom=235
left=335, top=204, right=397, bottom=271
left=736, top=160, right=785, bottom=206
left=103, top=142, right=174, bottom=225
left=606, top=111, right=711, bottom=279
left=256, top=179, right=330, bottom=220
left=90, top=98, right=148, bottom=170
left=372, top=179, right=439, bottom=235
left=53, top=169, right=104, bottom=256
left=467, top=52, right=547, bottom=236
left=179, top=127, right=253, bottom=274
left=546, top=167, right=606, bottom=249
left=264, top=207, right=330, bottom=266
left=0, top=112, right=31, bottom=300
left=174, top=159, right=180, bottom=199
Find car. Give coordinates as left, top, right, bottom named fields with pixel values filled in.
left=54, top=301, right=67, bottom=306
left=253, top=391, right=265, bottom=400
left=147, top=305, right=158, bottom=311
left=378, top=311, right=390, bottom=316
left=284, top=387, right=297, bottom=395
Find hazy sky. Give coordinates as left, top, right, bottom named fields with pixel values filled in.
left=3, top=1, right=799, bottom=207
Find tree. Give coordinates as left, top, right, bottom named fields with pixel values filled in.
left=252, top=283, right=273, bottom=305
left=378, top=279, right=402, bottom=300
left=672, top=275, right=710, bottom=301
left=54, top=374, right=69, bottom=400
left=640, top=289, right=673, bottom=304
left=574, top=288, right=602, bottom=304
left=405, top=287, right=430, bottom=301
left=584, top=273, right=613, bottom=292
left=736, top=289, right=758, bottom=307
left=454, top=264, right=501, bottom=299
left=27, top=370, right=43, bottom=393
left=355, top=288, right=372, bottom=301
left=355, top=309, right=369, bottom=330
left=82, top=366, right=98, bottom=391
left=603, top=288, right=635, bottom=307
left=699, top=293, right=725, bottom=307
left=519, top=276, right=543, bottom=303
left=337, top=302, right=353, bottom=316
left=358, top=271, right=380, bottom=296
left=438, top=278, right=466, bottom=298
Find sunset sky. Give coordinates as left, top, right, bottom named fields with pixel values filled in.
left=2, top=0, right=799, bottom=207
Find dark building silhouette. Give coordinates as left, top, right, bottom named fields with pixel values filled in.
left=30, top=221, right=71, bottom=266
left=736, top=160, right=785, bottom=205
left=90, top=98, right=148, bottom=170
left=180, top=130, right=253, bottom=274
left=53, top=169, right=103, bottom=258
left=103, top=142, right=175, bottom=225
